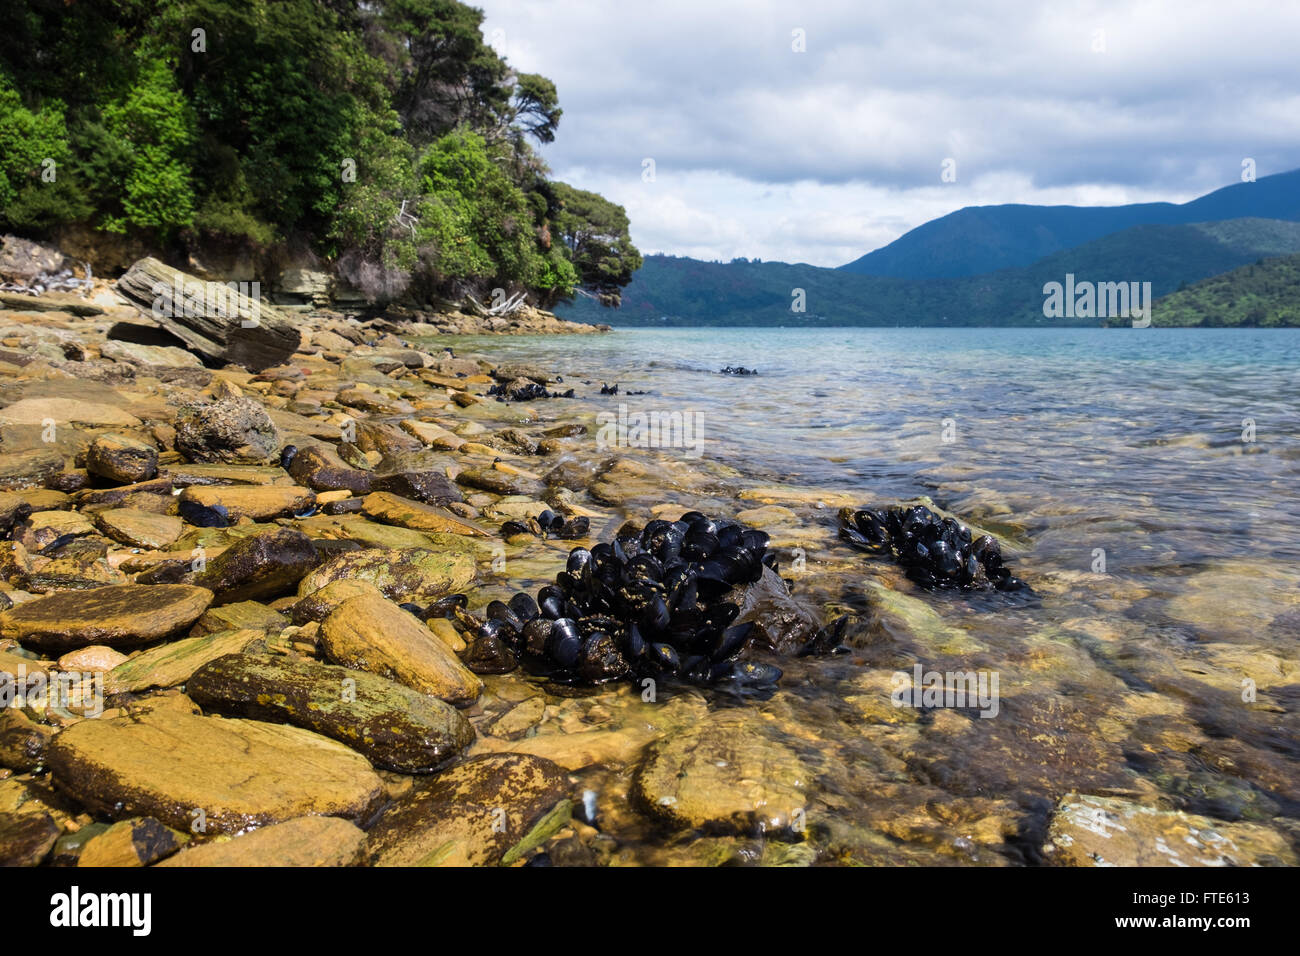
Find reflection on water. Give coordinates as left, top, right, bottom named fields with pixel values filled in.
left=434, top=328, right=1300, bottom=865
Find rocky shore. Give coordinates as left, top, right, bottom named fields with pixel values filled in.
left=0, top=256, right=1297, bottom=868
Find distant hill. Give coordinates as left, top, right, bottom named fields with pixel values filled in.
left=1152, top=251, right=1300, bottom=326
left=556, top=218, right=1300, bottom=327
left=838, top=168, right=1300, bottom=278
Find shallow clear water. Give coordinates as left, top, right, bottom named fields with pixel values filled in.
left=436, top=327, right=1300, bottom=863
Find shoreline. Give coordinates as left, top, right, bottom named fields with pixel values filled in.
left=0, top=279, right=1297, bottom=868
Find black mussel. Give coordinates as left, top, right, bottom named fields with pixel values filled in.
left=508, top=592, right=540, bottom=624
left=179, top=499, right=230, bottom=528
left=423, top=594, right=468, bottom=619
left=538, top=584, right=566, bottom=619
left=464, top=634, right=518, bottom=674
left=279, top=445, right=298, bottom=470
left=479, top=616, right=520, bottom=647
left=623, top=623, right=646, bottom=659
left=711, top=621, right=754, bottom=662
left=682, top=528, right=719, bottom=561
left=501, top=519, right=532, bottom=538
left=729, top=660, right=783, bottom=686
left=546, top=618, right=583, bottom=669
left=523, top=617, right=553, bottom=657
left=554, top=516, right=590, bottom=540
left=486, top=599, right=524, bottom=631
left=399, top=601, right=425, bottom=617
left=577, top=631, right=630, bottom=683
left=648, top=642, right=681, bottom=673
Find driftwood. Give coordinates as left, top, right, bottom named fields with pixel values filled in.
left=117, top=257, right=300, bottom=371
left=464, top=290, right=528, bottom=317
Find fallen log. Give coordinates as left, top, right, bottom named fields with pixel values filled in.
left=116, top=257, right=301, bottom=371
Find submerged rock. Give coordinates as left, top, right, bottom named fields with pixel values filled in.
left=178, top=483, right=315, bottom=524
left=632, top=711, right=809, bottom=836
left=1043, top=793, right=1297, bottom=866
left=366, top=753, right=569, bottom=866
left=188, top=653, right=475, bottom=773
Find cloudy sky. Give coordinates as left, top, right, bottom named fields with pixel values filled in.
left=477, top=0, right=1300, bottom=267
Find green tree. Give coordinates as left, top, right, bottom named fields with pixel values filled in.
left=549, top=181, right=642, bottom=305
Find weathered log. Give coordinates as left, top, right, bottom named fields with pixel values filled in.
left=116, top=257, right=300, bottom=371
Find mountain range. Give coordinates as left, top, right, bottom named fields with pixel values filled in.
left=555, top=168, right=1300, bottom=327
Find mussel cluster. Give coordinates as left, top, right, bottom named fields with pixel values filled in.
left=839, top=504, right=1028, bottom=592
left=472, top=512, right=784, bottom=692
left=501, top=508, right=590, bottom=540
left=487, top=380, right=575, bottom=401
left=719, top=365, right=757, bottom=376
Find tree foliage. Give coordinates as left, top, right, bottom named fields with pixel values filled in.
left=0, top=0, right=638, bottom=307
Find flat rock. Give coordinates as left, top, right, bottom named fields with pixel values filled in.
left=178, top=484, right=314, bottom=523
left=104, top=628, right=264, bottom=694
left=0, top=449, right=65, bottom=489
left=297, top=546, right=474, bottom=604
left=0, top=397, right=140, bottom=428
left=156, top=816, right=366, bottom=867
left=632, top=710, right=809, bottom=836
left=0, top=709, right=55, bottom=772
left=188, top=653, right=475, bottom=773
left=1043, top=794, right=1297, bottom=866
left=320, top=593, right=482, bottom=705
left=289, top=578, right=387, bottom=624
left=190, top=601, right=287, bottom=636
left=366, top=753, right=568, bottom=866
left=361, top=492, right=486, bottom=536
left=94, top=508, right=183, bottom=549
left=48, top=706, right=383, bottom=834
left=0, top=583, right=213, bottom=653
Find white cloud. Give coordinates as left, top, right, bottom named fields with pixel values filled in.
left=478, top=0, right=1300, bottom=265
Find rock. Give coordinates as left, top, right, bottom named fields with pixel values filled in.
left=178, top=484, right=315, bottom=524
left=455, top=466, right=543, bottom=497
left=57, top=645, right=129, bottom=672
left=289, top=578, right=386, bottom=624
left=400, top=419, right=465, bottom=450
left=0, top=449, right=65, bottom=489
left=14, top=509, right=96, bottom=551
left=489, top=696, right=547, bottom=739
left=361, top=491, right=486, bottom=536
left=730, top=566, right=823, bottom=654
left=100, top=339, right=203, bottom=369
left=631, top=711, right=809, bottom=836
left=190, top=601, right=287, bottom=636
left=366, top=754, right=568, bottom=866
left=320, top=594, right=482, bottom=704
left=156, top=816, right=365, bottom=867
left=84, top=433, right=159, bottom=484
left=94, top=508, right=183, bottom=549
left=188, top=653, right=475, bottom=773
left=104, top=628, right=264, bottom=694
left=48, top=706, right=383, bottom=834
left=189, top=526, right=318, bottom=603
left=174, top=396, right=282, bottom=464
left=0, top=810, right=60, bottom=866
left=1043, top=794, right=1297, bottom=866
left=0, top=709, right=55, bottom=771
left=297, top=547, right=475, bottom=604
left=287, top=444, right=373, bottom=495
left=0, top=583, right=213, bottom=653
left=116, top=257, right=301, bottom=371
left=77, top=817, right=185, bottom=867
left=0, top=234, right=67, bottom=282
left=370, top=469, right=463, bottom=505
left=0, top=397, right=141, bottom=428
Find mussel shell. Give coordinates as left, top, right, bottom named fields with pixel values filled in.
left=508, top=592, right=540, bottom=624
left=545, top=618, right=582, bottom=668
